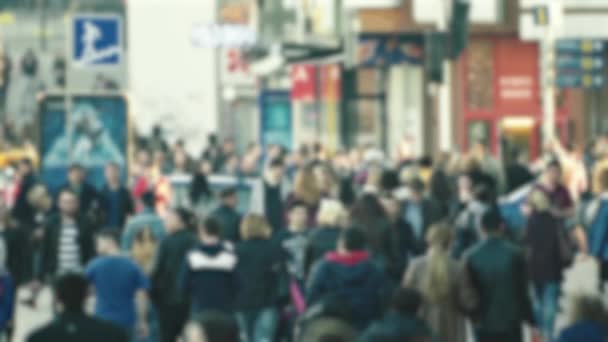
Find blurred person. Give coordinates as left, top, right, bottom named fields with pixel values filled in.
left=525, top=190, right=570, bottom=342
left=381, top=196, right=417, bottom=278
left=402, top=178, right=443, bottom=255
left=362, top=164, right=383, bottom=194
left=21, top=48, right=38, bottom=78
left=250, top=158, right=290, bottom=234
left=452, top=184, right=493, bottom=259
left=221, top=154, right=240, bottom=176
left=304, top=199, right=347, bottom=276
left=553, top=141, right=588, bottom=201
left=403, top=223, right=467, bottom=342
left=360, top=288, right=434, bottom=342
left=314, top=163, right=339, bottom=198
left=429, top=152, right=455, bottom=217
left=201, top=134, right=222, bottom=172
left=530, top=159, right=575, bottom=220
left=169, top=149, right=193, bottom=208
left=151, top=207, right=197, bottom=342
left=240, top=143, right=263, bottom=176
left=63, top=164, right=100, bottom=216
left=307, top=228, right=389, bottom=330
left=85, top=231, right=150, bottom=339
left=148, top=125, right=168, bottom=154
left=333, top=151, right=357, bottom=207
left=121, top=191, right=166, bottom=274
left=462, top=208, right=535, bottom=342
left=505, top=150, right=535, bottom=194
left=52, top=54, right=66, bottom=88
left=417, top=156, right=434, bottom=187
left=0, top=50, right=11, bottom=116
left=184, top=311, right=240, bottom=342
left=189, top=161, right=214, bottom=218
left=211, top=187, right=242, bottom=242
left=557, top=295, right=608, bottom=342
left=0, top=221, right=15, bottom=339
left=99, top=162, right=133, bottom=231
left=234, top=215, right=284, bottom=342
left=461, top=155, right=498, bottom=201
left=26, top=273, right=129, bottom=342
left=286, top=165, right=321, bottom=227
left=181, top=217, right=238, bottom=316
left=471, top=139, right=504, bottom=195
left=12, top=158, right=37, bottom=224
left=584, top=167, right=608, bottom=284
left=40, top=189, right=95, bottom=279
left=351, top=193, right=400, bottom=277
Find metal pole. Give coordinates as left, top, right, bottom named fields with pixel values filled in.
left=437, top=0, right=453, bottom=151
left=542, top=0, right=559, bottom=144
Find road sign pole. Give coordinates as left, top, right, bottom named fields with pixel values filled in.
left=437, top=0, right=452, bottom=151
left=541, top=1, right=560, bottom=145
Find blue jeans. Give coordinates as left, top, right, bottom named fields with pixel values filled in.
left=236, top=308, right=278, bottom=342
left=534, top=282, right=560, bottom=342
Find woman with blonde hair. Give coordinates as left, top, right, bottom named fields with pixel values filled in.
left=287, top=165, right=321, bottom=227
left=403, top=223, right=467, bottom=342
left=234, top=214, right=284, bottom=342
left=304, top=199, right=347, bottom=275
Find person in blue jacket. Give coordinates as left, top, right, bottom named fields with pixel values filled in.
left=0, top=237, right=15, bottom=338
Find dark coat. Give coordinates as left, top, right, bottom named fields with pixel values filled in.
left=524, top=211, right=566, bottom=283
left=99, top=185, right=134, bottom=230
left=307, top=251, right=389, bottom=330
left=234, top=238, right=284, bottom=311
left=304, top=226, right=340, bottom=276
left=151, top=229, right=198, bottom=306
left=12, top=173, right=37, bottom=225
left=463, top=237, right=534, bottom=333
left=39, top=214, right=96, bottom=280
left=359, top=311, right=434, bottom=342
left=505, top=164, right=534, bottom=194
left=62, top=182, right=100, bottom=215
left=211, top=205, right=242, bottom=243
left=402, top=198, right=444, bottom=254
left=26, top=312, right=129, bottom=342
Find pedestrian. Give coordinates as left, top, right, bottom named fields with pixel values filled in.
left=168, top=149, right=193, bottom=208
left=26, top=273, right=129, bottom=342
left=0, top=50, right=11, bottom=116
left=151, top=207, right=198, bottom=342
left=525, top=190, right=570, bottom=341
left=85, top=231, right=150, bottom=339
left=0, top=234, right=15, bottom=339
left=121, top=191, right=166, bottom=274
left=307, top=228, right=389, bottom=330
left=402, top=223, right=467, bottom=342
left=184, top=311, right=240, bottom=342
left=505, top=150, right=534, bottom=194
left=360, top=288, right=434, bottom=342
left=401, top=178, right=443, bottom=255
left=39, top=189, right=95, bottom=280
left=462, top=208, right=535, bottom=342
left=530, top=159, right=575, bottom=220
left=584, top=167, right=608, bottom=284
left=275, top=201, right=310, bottom=290
left=304, top=199, right=347, bottom=276
left=11, top=158, right=37, bottom=225
left=211, top=187, right=242, bottom=243
left=557, top=295, right=608, bottom=342
left=234, top=214, right=284, bottom=342
left=181, top=216, right=238, bottom=316
left=452, top=184, right=493, bottom=258
left=62, top=164, right=100, bottom=217
left=189, top=161, right=214, bottom=218
left=380, top=196, right=417, bottom=279
left=99, top=162, right=134, bottom=231
left=286, top=165, right=321, bottom=227
left=250, top=158, right=290, bottom=234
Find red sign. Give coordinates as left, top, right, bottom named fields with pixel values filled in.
left=320, top=65, right=341, bottom=101
left=291, top=65, right=317, bottom=102
left=495, top=39, right=540, bottom=112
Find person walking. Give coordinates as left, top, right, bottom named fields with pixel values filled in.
left=234, top=214, right=284, bottom=342
left=401, top=178, right=443, bottom=255
left=307, top=228, right=389, bottom=331
left=26, top=273, right=129, bottom=342
left=99, top=162, right=134, bottom=231
left=462, top=208, right=535, bottom=342
left=304, top=199, right=347, bottom=276
left=62, top=164, right=100, bottom=217
left=181, top=217, right=239, bottom=316
left=250, top=158, right=290, bottom=234
left=150, top=208, right=197, bottom=342
left=402, top=223, right=467, bottom=342
left=39, top=189, right=95, bottom=280
left=85, top=231, right=150, bottom=340
left=211, top=188, right=242, bottom=243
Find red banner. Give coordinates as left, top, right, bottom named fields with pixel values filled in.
left=291, top=65, right=317, bottom=102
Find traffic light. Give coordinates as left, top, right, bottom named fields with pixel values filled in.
left=448, top=0, right=470, bottom=59
left=425, top=32, right=447, bottom=83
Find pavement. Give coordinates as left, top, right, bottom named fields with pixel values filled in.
left=11, top=287, right=53, bottom=342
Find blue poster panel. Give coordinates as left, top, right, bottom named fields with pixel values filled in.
left=260, top=91, right=292, bottom=150
left=40, top=95, right=128, bottom=193
left=73, top=15, right=123, bottom=66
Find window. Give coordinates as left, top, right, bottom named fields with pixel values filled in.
left=466, top=40, right=494, bottom=110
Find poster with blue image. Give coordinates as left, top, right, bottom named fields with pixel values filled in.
left=39, top=95, right=128, bottom=193
left=260, top=91, right=292, bottom=150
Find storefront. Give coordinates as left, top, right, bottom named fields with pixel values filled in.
left=459, top=36, right=573, bottom=160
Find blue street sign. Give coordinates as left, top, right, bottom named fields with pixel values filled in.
left=556, top=74, right=604, bottom=89
left=73, top=15, right=122, bottom=66
left=556, top=56, right=605, bottom=71
left=555, top=40, right=605, bottom=55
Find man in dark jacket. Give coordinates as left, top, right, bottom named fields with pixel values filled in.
left=307, top=228, right=389, bottom=330
left=26, top=273, right=128, bottom=342
left=360, top=288, right=434, bottom=342
left=181, top=217, right=238, bottom=315
left=40, top=189, right=95, bottom=280
left=211, top=188, right=242, bottom=242
left=61, top=164, right=100, bottom=221
left=99, top=162, right=133, bottom=231
left=12, top=158, right=37, bottom=225
left=151, top=208, right=198, bottom=342
left=402, top=178, right=443, bottom=254
left=462, top=208, right=535, bottom=342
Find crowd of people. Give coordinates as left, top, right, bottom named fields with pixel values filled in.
left=0, top=130, right=606, bottom=342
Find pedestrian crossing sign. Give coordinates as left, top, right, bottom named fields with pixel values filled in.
left=72, top=15, right=122, bottom=67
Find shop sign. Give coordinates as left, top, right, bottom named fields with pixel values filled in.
left=291, top=65, right=317, bottom=102
left=320, top=65, right=341, bottom=101
left=191, top=24, right=257, bottom=48
left=499, top=76, right=534, bottom=101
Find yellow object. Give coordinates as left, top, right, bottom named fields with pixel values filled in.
left=0, top=145, right=39, bottom=169
left=0, top=12, right=15, bottom=25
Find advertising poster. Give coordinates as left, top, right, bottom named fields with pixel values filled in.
left=260, top=91, right=292, bottom=150
left=40, top=95, right=128, bottom=193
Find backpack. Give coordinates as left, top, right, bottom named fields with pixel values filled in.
left=131, top=226, right=158, bottom=274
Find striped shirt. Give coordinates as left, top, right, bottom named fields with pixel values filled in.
left=57, top=223, right=82, bottom=274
